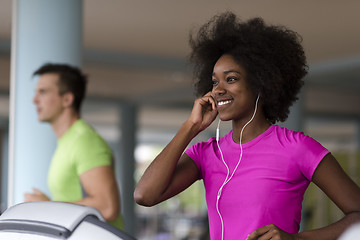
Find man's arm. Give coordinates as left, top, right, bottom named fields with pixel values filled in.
left=24, top=165, right=120, bottom=221
left=76, top=165, right=120, bottom=221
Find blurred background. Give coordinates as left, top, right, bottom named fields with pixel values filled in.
left=0, top=1, right=359, bottom=239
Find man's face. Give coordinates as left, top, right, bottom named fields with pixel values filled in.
left=33, top=73, right=66, bottom=123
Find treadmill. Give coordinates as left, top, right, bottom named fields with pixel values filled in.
left=0, top=201, right=136, bottom=240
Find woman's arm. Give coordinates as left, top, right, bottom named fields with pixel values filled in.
left=134, top=92, right=218, bottom=206
left=134, top=124, right=201, bottom=207
left=247, top=154, right=360, bottom=240
left=297, top=153, right=360, bottom=240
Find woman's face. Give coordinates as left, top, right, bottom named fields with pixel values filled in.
left=211, top=54, right=257, bottom=122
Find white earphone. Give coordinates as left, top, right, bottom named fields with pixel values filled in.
left=215, top=94, right=260, bottom=240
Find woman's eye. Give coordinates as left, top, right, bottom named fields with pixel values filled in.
left=227, top=77, right=237, bottom=82
left=212, top=79, right=218, bottom=86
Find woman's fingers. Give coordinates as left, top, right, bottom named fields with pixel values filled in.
left=202, top=91, right=216, bottom=111
left=189, top=92, right=217, bottom=131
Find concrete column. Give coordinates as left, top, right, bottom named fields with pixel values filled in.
left=8, top=0, right=82, bottom=206
left=357, top=120, right=360, bottom=149
left=117, top=103, right=137, bottom=235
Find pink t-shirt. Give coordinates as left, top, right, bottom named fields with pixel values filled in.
left=185, top=125, right=329, bottom=240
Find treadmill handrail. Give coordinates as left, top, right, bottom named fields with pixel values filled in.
left=0, top=219, right=71, bottom=239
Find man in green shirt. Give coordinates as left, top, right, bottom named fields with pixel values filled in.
left=24, top=63, right=123, bottom=229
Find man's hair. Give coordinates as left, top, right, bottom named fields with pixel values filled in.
left=189, top=12, right=308, bottom=124
left=33, top=63, right=88, bottom=113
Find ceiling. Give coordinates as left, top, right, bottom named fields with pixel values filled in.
left=0, top=0, right=359, bottom=119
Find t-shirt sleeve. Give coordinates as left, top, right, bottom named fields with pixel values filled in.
left=292, top=131, right=330, bottom=181
left=185, top=142, right=204, bottom=179
left=74, top=134, right=113, bottom=175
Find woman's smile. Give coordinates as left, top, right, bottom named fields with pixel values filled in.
left=217, top=99, right=233, bottom=107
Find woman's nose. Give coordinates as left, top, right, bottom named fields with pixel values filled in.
left=212, top=82, right=226, bottom=95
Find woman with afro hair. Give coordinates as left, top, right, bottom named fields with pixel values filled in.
left=134, top=12, right=360, bottom=240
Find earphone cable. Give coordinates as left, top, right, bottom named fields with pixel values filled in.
left=215, top=119, right=229, bottom=240
left=215, top=94, right=260, bottom=240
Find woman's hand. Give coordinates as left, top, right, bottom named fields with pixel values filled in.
left=188, top=91, right=218, bottom=132
left=247, top=224, right=298, bottom=240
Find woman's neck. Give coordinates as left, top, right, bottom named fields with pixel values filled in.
left=231, top=111, right=271, bottom=144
